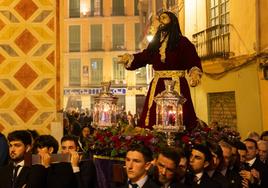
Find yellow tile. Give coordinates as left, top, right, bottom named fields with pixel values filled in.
left=0, top=0, right=13, bottom=6
left=32, top=60, right=54, bottom=74
left=0, top=26, right=19, bottom=40
left=33, top=94, right=54, bottom=107
left=32, top=26, right=53, bottom=40
left=0, top=94, right=20, bottom=108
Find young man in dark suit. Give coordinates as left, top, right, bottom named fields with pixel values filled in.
left=153, top=146, right=188, bottom=188
left=32, top=134, right=78, bottom=188
left=60, top=135, right=97, bottom=188
left=206, top=141, right=229, bottom=188
left=186, top=144, right=221, bottom=188
left=32, top=134, right=96, bottom=188
left=0, top=130, right=41, bottom=188
left=119, top=143, right=160, bottom=188
left=240, top=138, right=268, bottom=188
left=219, top=140, right=245, bottom=188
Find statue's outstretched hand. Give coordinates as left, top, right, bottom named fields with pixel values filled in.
left=189, top=67, right=202, bottom=87
left=117, top=53, right=130, bottom=64
left=117, top=53, right=134, bottom=68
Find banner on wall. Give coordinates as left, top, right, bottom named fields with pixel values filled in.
left=64, top=88, right=127, bottom=95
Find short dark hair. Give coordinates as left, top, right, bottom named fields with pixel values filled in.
left=61, top=134, right=79, bottom=147
left=127, top=143, right=153, bottom=162
left=192, top=144, right=212, bottom=162
left=244, top=138, right=258, bottom=149
left=7, top=130, right=32, bottom=146
left=33, top=135, right=59, bottom=154
left=158, top=146, right=182, bottom=167
left=207, top=141, right=223, bottom=169
left=234, top=141, right=247, bottom=151
left=27, top=129, right=39, bottom=140
left=207, top=141, right=223, bottom=160
left=261, top=131, right=268, bottom=140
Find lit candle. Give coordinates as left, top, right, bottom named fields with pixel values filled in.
left=168, top=110, right=176, bottom=126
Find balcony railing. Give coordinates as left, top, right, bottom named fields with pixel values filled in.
left=111, top=7, right=125, bottom=16
left=69, top=43, right=80, bottom=52
left=69, top=8, right=80, bottom=18
left=110, top=42, right=127, bottom=51
left=69, top=9, right=103, bottom=18
left=81, top=11, right=103, bottom=17
left=192, top=24, right=230, bottom=59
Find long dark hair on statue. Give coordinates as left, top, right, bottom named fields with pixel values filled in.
left=147, top=11, right=182, bottom=53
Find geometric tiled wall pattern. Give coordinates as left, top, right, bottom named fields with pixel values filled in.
left=0, top=0, right=60, bottom=134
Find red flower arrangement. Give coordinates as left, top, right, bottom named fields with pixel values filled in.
left=85, top=119, right=240, bottom=158
left=174, top=119, right=241, bottom=150
left=87, top=125, right=166, bottom=157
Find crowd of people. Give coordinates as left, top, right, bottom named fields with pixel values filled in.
left=1, top=123, right=268, bottom=188
left=116, top=130, right=268, bottom=188
left=63, top=109, right=140, bottom=137
left=0, top=130, right=97, bottom=188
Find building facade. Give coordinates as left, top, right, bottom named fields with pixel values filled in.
left=62, top=0, right=153, bottom=115
left=183, top=0, right=268, bottom=138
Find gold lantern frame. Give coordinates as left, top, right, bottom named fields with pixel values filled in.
left=153, top=80, right=186, bottom=145
left=93, top=81, right=118, bottom=129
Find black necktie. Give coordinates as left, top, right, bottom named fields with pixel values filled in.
left=193, top=175, right=200, bottom=185
left=131, top=184, right=138, bottom=188
left=12, top=165, right=21, bottom=188
left=129, top=181, right=138, bottom=188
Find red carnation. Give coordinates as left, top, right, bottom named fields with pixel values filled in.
left=182, top=135, right=190, bottom=143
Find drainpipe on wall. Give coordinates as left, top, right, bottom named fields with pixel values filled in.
left=255, top=0, right=260, bottom=54
left=255, top=0, right=264, bottom=132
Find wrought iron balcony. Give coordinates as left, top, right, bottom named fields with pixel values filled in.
left=69, top=9, right=103, bottom=18
left=69, top=43, right=80, bottom=52
left=111, top=7, right=125, bottom=16
left=192, top=24, right=230, bottom=60
left=110, top=42, right=127, bottom=51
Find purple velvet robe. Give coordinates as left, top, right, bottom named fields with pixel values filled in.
left=126, top=36, right=202, bottom=131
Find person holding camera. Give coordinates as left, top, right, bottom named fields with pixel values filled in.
left=240, top=138, right=268, bottom=188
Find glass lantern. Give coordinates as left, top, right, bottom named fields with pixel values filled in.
left=153, top=80, right=186, bottom=144
left=93, top=81, right=118, bottom=129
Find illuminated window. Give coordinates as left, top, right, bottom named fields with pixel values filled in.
left=90, top=0, right=103, bottom=16
left=209, top=0, right=229, bottom=35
